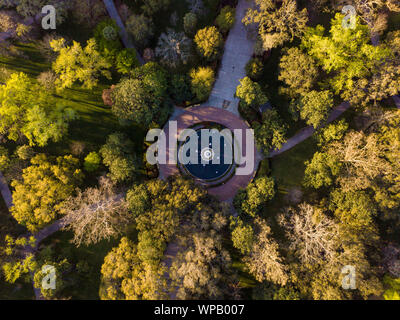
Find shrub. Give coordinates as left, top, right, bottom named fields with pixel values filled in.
left=215, top=6, right=235, bottom=33
left=116, top=49, right=139, bottom=74
left=190, top=66, right=215, bottom=101
left=84, top=151, right=101, bottom=172
left=245, top=58, right=264, bottom=81
left=194, top=26, right=223, bottom=61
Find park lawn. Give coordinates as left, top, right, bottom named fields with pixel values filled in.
left=262, top=137, right=318, bottom=220
left=0, top=42, right=147, bottom=155
left=40, top=230, right=121, bottom=300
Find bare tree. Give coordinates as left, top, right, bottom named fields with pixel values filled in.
left=61, top=177, right=131, bottom=246
left=278, top=203, right=340, bottom=265
left=328, top=131, right=391, bottom=191
left=244, top=217, right=288, bottom=285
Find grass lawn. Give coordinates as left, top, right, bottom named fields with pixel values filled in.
left=0, top=42, right=147, bottom=156
left=262, top=137, right=318, bottom=220
left=40, top=230, right=121, bottom=300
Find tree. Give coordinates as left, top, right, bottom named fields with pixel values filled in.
left=111, top=62, right=170, bottom=127
left=194, top=26, right=223, bottom=61
left=61, top=177, right=131, bottom=246
left=303, top=151, right=341, bottom=189
left=278, top=203, right=340, bottom=265
left=51, top=38, right=111, bottom=89
left=243, top=0, right=308, bottom=49
left=0, top=73, right=76, bottom=146
left=292, top=90, right=334, bottom=128
left=71, top=0, right=106, bottom=28
left=93, top=19, right=122, bottom=60
left=278, top=47, right=319, bottom=98
left=302, top=13, right=392, bottom=106
left=126, top=14, right=154, bottom=48
left=183, top=12, right=197, bottom=35
left=100, top=133, right=138, bottom=183
left=11, top=154, right=83, bottom=232
left=189, top=66, right=215, bottom=101
left=383, top=276, right=400, bottom=300
left=141, top=0, right=171, bottom=15
left=234, top=177, right=275, bottom=217
left=244, top=217, right=288, bottom=285
left=216, top=6, right=235, bottom=33
left=16, top=0, right=71, bottom=24
left=316, top=119, right=348, bottom=146
left=170, top=231, right=233, bottom=299
left=329, top=188, right=378, bottom=238
left=245, top=58, right=264, bottom=81
left=236, top=76, right=268, bottom=108
left=100, top=237, right=168, bottom=300
left=168, top=74, right=193, bottom=104
left=84, top=151, right=101, bottom=172
left=230, top=217, right=254, bottom=255
left=115, top=49, right=139, bottom=74
left=155, top=30, right=193, bottom=68
left=254, top=109, right=287, bottom=155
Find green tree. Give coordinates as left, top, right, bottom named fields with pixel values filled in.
left=100, top=133, right=138, bottom=183
left=115, top=49, right=139, bottom=74
left=189, top=66, right=215, bottom=101
left=194, top=26, right=223, bottom=61
left=51, top=38, right=111, bottom=89
left=230, top=217, right=254, bottom=255
left=254, top=109, right=287, bottom=155
left=0, top=73, right=76, bottom=146
left=141, top=0, right=171, bottom=15
left=292, top=90, right=334, bottom=128
left=100, top=237, right=168, bottom=300
left=234, top=177, right=275, bottom=217
left=278, top=47, right=319, bottom=98
left=168, top=74, right=193, bottom=104
left=303, top=152, right=341, bottom=189
left=216, top=6, right=235, bottom=33
left=383, top=276, right=400, bottom=300
left=302, top=13, right=392, bottom=105
left=245, top=58, right=264, bottom=81
left=183, top=12, right=197, bottom=35
left=11, top=154, right=83, bottom=232
left=236, top=76, right=268, bottom=108
left=83, top=152, right=101, bottom=172
left=126, top=14, right=154, bottom=48
left=111, top=62, right=170, bottom=127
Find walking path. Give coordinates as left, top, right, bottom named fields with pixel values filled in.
left=103, top=0, right=144, bottom=65
left=205, top=0, right=255, bottom=116
left=268, top=102, right=350, bottom=157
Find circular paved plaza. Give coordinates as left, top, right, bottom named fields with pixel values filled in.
left=158, top=106, right=262, bottom=201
